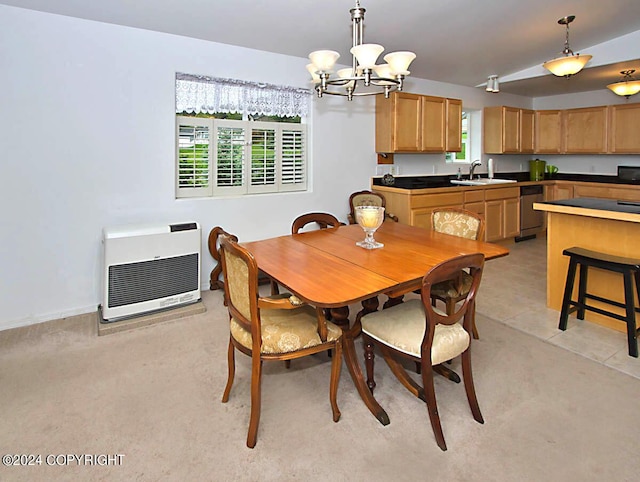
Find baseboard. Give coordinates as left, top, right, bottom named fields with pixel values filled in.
left=97, top=301, right=206, bottom=336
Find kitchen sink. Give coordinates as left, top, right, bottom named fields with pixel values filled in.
left=451, top=178, right=518, bottom=186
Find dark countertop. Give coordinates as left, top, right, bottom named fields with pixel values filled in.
left=539, top=197, right=640, bottom=215
left=372, top=172, right=640, bottom=190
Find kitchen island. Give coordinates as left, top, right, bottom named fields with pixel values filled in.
left=534, top=198, right=640, bottom=332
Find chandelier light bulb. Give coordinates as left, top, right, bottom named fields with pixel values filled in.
left=383, top=51, right=416, bottom=75
left=308, top=50, right=340, bottom=72
left=350, top=44, right=384, bottom=69
left=306, top=63, right=321, bottom=84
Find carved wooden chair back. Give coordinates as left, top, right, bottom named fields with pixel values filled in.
left=431, top=207, right=485, bottom=241
left=430, top=208, right=485, bottom=339
left=208, top=226, right=277, bottom=296
left=347, top=190, right=399, bottom=224
left=292, top=212, right=342, bottom=234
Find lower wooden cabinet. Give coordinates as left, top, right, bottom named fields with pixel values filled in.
left=411, top=205, right=460, bottom=230
left=484, top=187, right=520, bottom=242
left=548, top=182, right=574, bottom=200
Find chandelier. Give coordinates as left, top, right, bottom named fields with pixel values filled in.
left=306, top=1, right=416, bottom=101
left=543, top=16, right=592, bottom=78
left=607, top=70, right=640, bottom=99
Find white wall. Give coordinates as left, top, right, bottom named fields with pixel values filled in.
left=0, top=6, right=379, bottom=329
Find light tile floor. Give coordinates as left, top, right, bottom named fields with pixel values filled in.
left=476, top=235, right=640, bottom=380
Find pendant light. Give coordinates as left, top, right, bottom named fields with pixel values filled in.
left=543, top=16, right=592, bottom=78
left=607, top=70, right=640, bottom=99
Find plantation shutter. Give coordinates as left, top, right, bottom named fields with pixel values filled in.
left=248, top=126, right=277, bottom=193
left=213, top=120, right=246, bottom=196
left=280, top=125, right=306, bottom=191
left=176, top=116, right=213, bottom=198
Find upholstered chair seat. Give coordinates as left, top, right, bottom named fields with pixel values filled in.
left=362, top=299, right=470, bottom=365
left=230, top=301, right=342, bottom=355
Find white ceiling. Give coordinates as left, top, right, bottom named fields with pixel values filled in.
left=3, top=0, right=640, bottom=97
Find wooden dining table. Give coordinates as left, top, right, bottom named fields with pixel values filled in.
left=242, top=221, right=509, bottom=425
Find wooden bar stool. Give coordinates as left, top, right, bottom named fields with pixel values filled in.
left=559, top=247, right=640, bottom=358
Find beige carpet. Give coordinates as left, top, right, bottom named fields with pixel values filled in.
left=2, top=286, right=640, bottom=481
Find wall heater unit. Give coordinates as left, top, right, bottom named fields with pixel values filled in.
left=101, top=222, right=201, bottom=322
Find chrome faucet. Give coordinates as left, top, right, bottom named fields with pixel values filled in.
left=469, top=159, right=482, bottom=179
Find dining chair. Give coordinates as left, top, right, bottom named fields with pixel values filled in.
left=219, top=234, right=343, bottom=448
left=429, top=208, right=485, bottom=340
left=291, top=212, right=342, bottom=233
left=361, top=253, right=485, bottom=451
left=347, top=190, right=399, bottom=224
left=208, top=226, right=278, bottom=295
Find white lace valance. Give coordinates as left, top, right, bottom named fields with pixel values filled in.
left=175, top=73, right=312, bottom=118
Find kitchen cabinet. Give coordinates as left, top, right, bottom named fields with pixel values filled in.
left=483, top=106, right=520, bottom=154
left=375, top=92, right=462, bottom=153
left=445, top=98, right=463, bottom=152
left=483, top=106, right=535, bottom=154
left=608, top=102, right=640, bottom=153
left=534, top=110, right=563, bottom=153
left=463, top=190, right=485, bottom=218
left=548, top=182, right=574, bottom=201
left=409, top=192, right=464, bottom=230
left=520, top=109, right=535, bottom=153
left=484, top=187, right=520, bottom=242
left=573, top=183, right=640, bottom=201
left=564, top=106, right=608, bottom=154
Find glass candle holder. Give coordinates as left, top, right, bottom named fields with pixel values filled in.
left=355, top=205, right=385, bottom=249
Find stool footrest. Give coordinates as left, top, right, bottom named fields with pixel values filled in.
left=567, top=298, right=635, bottom=324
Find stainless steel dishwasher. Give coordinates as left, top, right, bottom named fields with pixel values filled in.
left=516, top=184, right=544, bottom=241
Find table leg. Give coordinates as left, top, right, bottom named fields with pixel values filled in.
left=341, top=296, right=390, bottom=426
left=329, top=306, right=350, bottom=329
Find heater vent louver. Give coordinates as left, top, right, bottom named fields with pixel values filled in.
left=108, top=253, right=199, bottom=308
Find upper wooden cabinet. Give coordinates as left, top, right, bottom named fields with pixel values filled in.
left=445, top=98, right=463, bottom=152
left=609, top=103, right=640, bottom=153
left=520, top=109, right=535, bottom=153
left=564, top=106, right=608, bottom=154
left=487, top=102, right=640, bottom=155
left=483, top=106, right=534, bottom=154
left=534, top=110, right=563, bottom=154
left=375, top=92, right=462, bottom=153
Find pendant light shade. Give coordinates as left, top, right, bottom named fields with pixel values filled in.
left=543, top=16, right=592, bottom=78
left=543, top=54, right=592, bottom=77
left=607, top=70, right=640, bottom=99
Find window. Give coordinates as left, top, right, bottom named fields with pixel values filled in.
left=176, top=117, right=307, bottom=197
left=175, top=73, right=311, bottom=199
left=446, top=110, right=481, bottom=164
